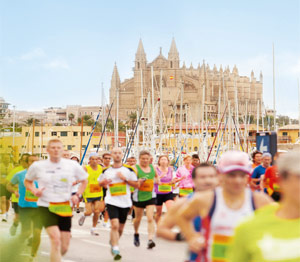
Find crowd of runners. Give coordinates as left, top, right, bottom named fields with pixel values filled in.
left=0, top=138, right=299, bottom=261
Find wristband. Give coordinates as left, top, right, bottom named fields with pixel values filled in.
left=175, top=232, right=185, bottom=241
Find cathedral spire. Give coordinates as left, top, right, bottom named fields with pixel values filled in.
left=168, top=37, right=179, bottom=69
left=135, top=39, right=147, bottom=70
left=111, top=62, right=120, bottom=86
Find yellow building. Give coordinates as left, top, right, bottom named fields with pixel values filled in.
left=278, top=124, right=300, bottom=144
left=0, top=125, right=119, bottom=159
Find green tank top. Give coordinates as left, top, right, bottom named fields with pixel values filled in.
left=135, top=164, right=155, bottom=202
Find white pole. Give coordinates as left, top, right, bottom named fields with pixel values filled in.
left=179, top=80, right=183, bottom=165
left=273, top=43, right=276, bottom=131
left=261, top=100, right=265, bottom=132
left=12, top=105, right=16, bottom=146
left=298, top=78, right=300, bottom=137
left=101, top=83, right=105, bottom=150
left=185, top=104, right=188, bottom=152
left=160, top=70, right=163, bottom=135
left=141, top=69, right=145, bottom=148
left=257, top=100, right=260, bottom=133
left=115, top=87, right=119, bottom=147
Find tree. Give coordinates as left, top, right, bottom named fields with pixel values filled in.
left=77, top=115, right=94, bottom=126
left=128, top=112, right=137, bottom=129
left=24, top=118, right=40, bottom=126
left=68, top=113, right=75, bottom=125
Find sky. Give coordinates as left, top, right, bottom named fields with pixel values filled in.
left=1, top=0, right=299, bottom=118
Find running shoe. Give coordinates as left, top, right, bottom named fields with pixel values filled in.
left=147, top=240, right=156, bottom=249
left=134, top=233, right=140, bottom=247
left=111, top=249, right=122, bottom=261
left=78, top=215, right=86, bottom=226
left=90, top=229, right=99, bottom=236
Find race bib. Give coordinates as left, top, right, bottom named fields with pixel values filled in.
left=90, top=184, right=102, bottom=193
left=179, top=187, right=193, bottom=197
left=140, top=179, right=154, bottom=192
left=25, top=190, right=38, bottom=202
left=49, top=201, right=72, bottom=217
left=211, top=234, right=232, bottom=262
left=109, top=182, right=127, bottom=196
left=130, top=186, right=135, bottom=193
left=158, top=183, right=172, bottom=193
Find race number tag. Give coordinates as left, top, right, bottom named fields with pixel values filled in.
left=25, top=190, right=38, bottom=202
left=49, top=201, right=72, bottom=217
left=109, top=182, right=127, bottom=196
left=139, top=179, right=154, bottom=192
left=158, top=183, right=172, bottom=193
left=90, top=184, right=102, bottom=193
left=179, top=187, right=193, bottom=197
left=211, top=234, right=232, bottom=261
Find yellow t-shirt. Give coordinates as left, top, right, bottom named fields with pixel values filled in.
left=83, top=164, right=103, bottom=199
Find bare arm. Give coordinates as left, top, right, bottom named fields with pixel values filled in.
left=76, top=179, right=87, bottom=196
left=24, top=179, right=44, bottom=197
left=253, top=191, right=273, bottom=209
left=175, top=191, right=214, bottom=253
left=157, top=198, right=187, bottom=240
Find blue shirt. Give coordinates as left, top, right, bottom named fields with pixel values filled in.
left=251, top=165, right=267, bottom=179
left=11, top=170, right=38, bottom=208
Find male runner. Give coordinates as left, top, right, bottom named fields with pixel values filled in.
left=157, top=163, right=219, bottom=262
left=8, top=154, right=42, bottom=261
left=6, top=153, right=29, bottom=235
left=98, top=147, right=140, bottom=260
left=25, top=139, right=88, bottom=262
left=132, top=150, right=157, bottom=249
left=229, top=152, right=300, bottom=262
left=78, top=152, right=105, bottom=236
left=101, top=152, right=112, bottom=227
left=251, top=152, right=272, bottom=191
left=191, top=154, right=200, bottom=168
left=176, top=151, right=272, bottom=262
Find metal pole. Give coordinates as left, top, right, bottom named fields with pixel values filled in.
left=80, top=117, right=83, bottom=161
left=12, top=105, right=16, bottom=146
left=32, top=119, right=35, bottom=154
left=273, top=43, right=276, bottom=131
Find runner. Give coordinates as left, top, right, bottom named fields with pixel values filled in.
left=191, top=154, right=200, bottom=168
left=8, top=154, right=42, bottom=261
left=176, top=155, right=194, bottom=197
left=78, top=152, right=105, bottom=236
left=70, top=153, right=81, bottom=213
left=126, top=156, right=137, bottom=220
left=25, top=139, right=88, bottom=262
left=98, top=147, right=140, bottom=260
left=0, top=154, right=14, bottom=222
left=155, top=155, right=174, bottom=223
left=101, top=152, right=112, bottom=228
left=157, top=162, right=218, bottom=240
left=228, top=152, right=300, bottom=262
left=263, top=152, right=282, bottom=201
left=6, top=153, right=30, bottom=235
left=251, top=152, right=272, bottom=191
left=132, top=150, right=157, bottom=249
left=251, top=150, right=262, bottom=170
left=175, top=151, right=272, bottom=262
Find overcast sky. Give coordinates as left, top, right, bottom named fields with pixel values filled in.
left=1, top=0, right=299, bottom=118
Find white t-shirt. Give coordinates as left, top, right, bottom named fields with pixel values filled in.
left=98, top=165, right=137, bottom=208
left=26, top=158, right=88, bottom=207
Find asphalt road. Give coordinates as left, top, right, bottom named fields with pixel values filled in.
left=0, top=209, right=187, bottom=262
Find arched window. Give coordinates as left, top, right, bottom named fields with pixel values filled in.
left=137, top=62, right=140, bottom=69
left=170, top=61, right=173, bottom=68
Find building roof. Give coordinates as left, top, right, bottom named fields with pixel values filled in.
left=278, top=124, right=300, bottom=130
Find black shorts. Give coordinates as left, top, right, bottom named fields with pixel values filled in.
left=156, top=193, right=174, bottom=206
left=106, top=204, right=130, bottom=224
left=38, top=207, right=72, bottom=232
left=0, top=184, right=11, bottom=198
left=133, top=198, right=156, bottom=208
left=12, top=202, right=19, bottom=214
left=85, top=197, right=102, bottom=203
left=19, top=207, right=42, bottom=232
left=103, top=188, right=107, bottom=198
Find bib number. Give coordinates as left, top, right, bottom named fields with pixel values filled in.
left=109, top=183, right=127, bottom=196
left=158, top=183, right=172, bottom=193
left=90, top=184, right=101, bottom=193
left=25, top=190, right=38, bottom=202
left=140, top=179, right=154, bottom=192
left=49, top=201, right=72, bottom=217
left=211, top=234, right=232, bottom=261
left=179, top=187, right=193, bottom=197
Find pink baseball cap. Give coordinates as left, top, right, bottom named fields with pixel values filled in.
left=218, top=151, right=252, bottom=174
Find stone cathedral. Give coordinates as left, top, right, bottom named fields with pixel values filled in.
left=109, top=38, right=263, bottom=123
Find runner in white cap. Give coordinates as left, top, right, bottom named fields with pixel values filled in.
left=175, top=151, right=272, bottom=262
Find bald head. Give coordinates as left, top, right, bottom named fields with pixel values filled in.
left=111, top=147, right=123, bottom=164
